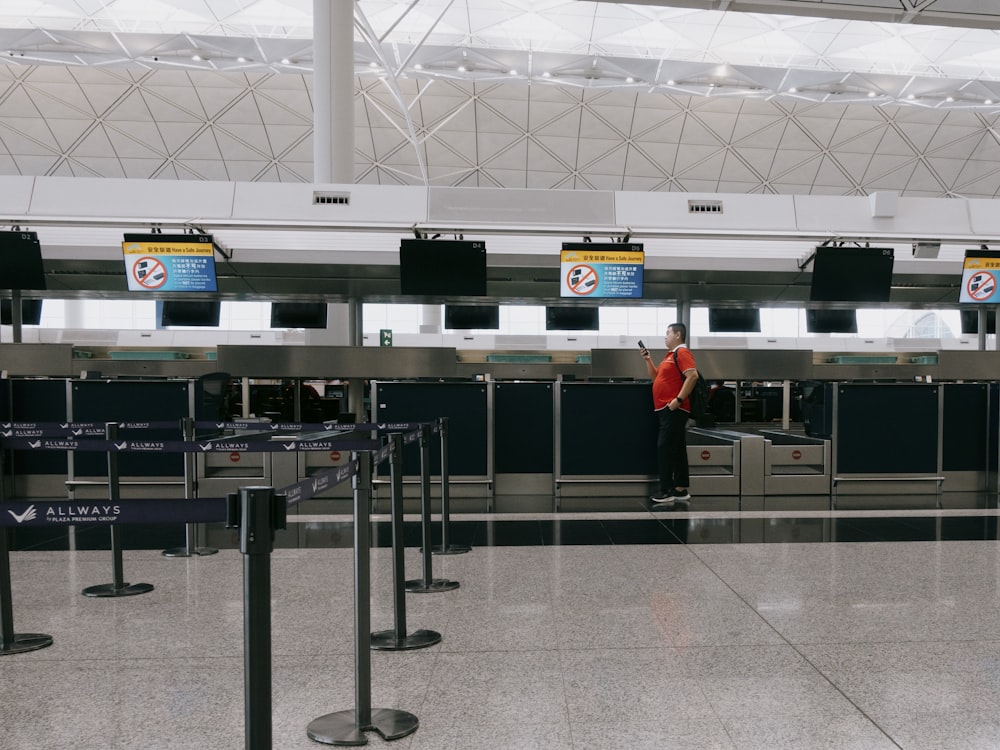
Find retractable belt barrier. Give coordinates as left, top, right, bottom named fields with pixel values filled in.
left=0, top=420, right=456, bottom=746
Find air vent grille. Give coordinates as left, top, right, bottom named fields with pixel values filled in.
left=688, top=200, right=723, bottom=214
left=313, top=191, right=350, bottom=205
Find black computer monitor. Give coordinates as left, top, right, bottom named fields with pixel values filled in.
left=806, top=309, right=857, bottom=333
left=399, top=239, right=487, bottom=296
left=0, top=298, right=42, bottom=325
left=159, top=300, right=221, bottom=327
left=708, top=308, right=761, bottom=332
left=270, top=302, right=327, bottom=329
left=444, top=304, right=500, bottom=330
left=809, top=246, right=894, bottom=302
left=0, top=231, right=46, bottom=290
left=545, top=306, right=599, bottom=331
left=960, top=309, right=996, bottom=335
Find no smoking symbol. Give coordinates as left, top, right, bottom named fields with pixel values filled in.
left=566, top=264, right=598, bottom=295
left=967, top=271, right=996, bottom=301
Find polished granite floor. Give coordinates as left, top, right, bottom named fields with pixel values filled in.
left=6, top=505, right=1000, bottom=749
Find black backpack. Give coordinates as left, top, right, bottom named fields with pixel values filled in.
left=672, top=354, right=715, bottom=428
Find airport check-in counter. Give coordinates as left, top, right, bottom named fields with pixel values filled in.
left=758, top=429, right=831, bottom=495
left=826, top=381, right=991, bottom=500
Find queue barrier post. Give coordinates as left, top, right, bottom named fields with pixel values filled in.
left=406, top=423, right=458, bottom=594
left=82, top=423, right=154, bottom=598
left=370, top=432, right=441, bottom=651
left=308, top=451, right=419, bottom=746
left=225, top=485, right=286, bottom=750
left=163, top=416, right=218, bottom=558
left=0, top=448, right=53, bottom=655
left=432, top=417, right=469, bottom=555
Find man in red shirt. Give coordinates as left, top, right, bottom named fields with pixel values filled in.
left=642, top=322, right=699, bottom=507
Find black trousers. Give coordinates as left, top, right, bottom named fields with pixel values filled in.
left=657, top=408, right=690, bottom=493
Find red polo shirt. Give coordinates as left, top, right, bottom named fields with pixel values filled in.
left=652, top=345, right=695, bottom=412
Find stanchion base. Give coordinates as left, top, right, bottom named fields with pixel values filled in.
left=307, top=708, right=419, bottom=746
left=369, top=628, right=441, bottom=651
left=405, top=578, right=460, bottom=593
left=431, top=544, right=471, bottom=555
left=0, top=632, right=54, bottom=655
left=161, top=546, right=219, bottom=558
left=81, top=582, right=154, bottom=598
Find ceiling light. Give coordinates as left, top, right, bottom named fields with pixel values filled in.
left=237, top=56, right=247, bottom=63
left=625, top=76, right=634, bottom=83
left=280, top=58, right=291, bottom=65
left=457, top=65, right=466, bottom=72
left=509, top=69, right=517, bottom=75
left=946, top=96, right=955, bottom=102
left=542, top=71, right=551, bottom=78
left=414, top=63, right=423, bottom=70
left=667, top=79, right=675, bottom=85
left=368, top=61, right=378, bottom=68
left=867, top=91, right=877, bottom=97
left=986, top=99, right=994, bottom=105
left=907, top=94, right=916, bottom=100
left=788, top=87, right=797, bottom=93
left=191, top=54, right=202, bottom=61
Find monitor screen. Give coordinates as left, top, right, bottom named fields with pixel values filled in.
left=122, top=233, right=219, bottom=293
left=806, top=309, right=857, bottom=333
left=399, top=239, right=487, bottom=296
left=560, top=242, right=644, bottom=299
left=444, top=304, right=500, bottom=330
left=0, top=231, right=46, bottom=290
left=958, top=249, right=1000, bottom=303
left=0, top=298, right=42, bottom=325
left=708, top=308, right=761, bottom=333
left=809, top=246, right=894, bottom=302
left=270, top=302, right=327, bottom=329
left=545, top=306, right=599, bottom=331
left=159, top=300, right=221, bottom=327
left=960, top=309, right=996, bottom=335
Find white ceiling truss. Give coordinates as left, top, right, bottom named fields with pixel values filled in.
left=1, top=0, right=1000, bottom=197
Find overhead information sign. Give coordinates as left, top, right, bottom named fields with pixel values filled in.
left=560, top=243, right=644, bottom=299
left=959, top=249, right=1000, bottom=304
left=122, top=233, right=218, bottom=293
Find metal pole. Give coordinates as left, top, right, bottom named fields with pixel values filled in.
left=433, top=417, right=469, bottom=555
left=370, top=433, right=440, bottom=651
left=237, top=485, right=283, bottom=750
left=313, top=0, right=354, bottom=183
left=406, top=424, right=458, bottom=593
left=82, top=423, right=153, bottom=598
left=164, top=417, right=217, bottom=557
left=0, top=447, right=52, bottom=655
left=307, top=452, right=420, bottom=745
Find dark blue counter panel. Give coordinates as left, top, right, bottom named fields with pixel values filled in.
left=495, top=382, right=553, bottom=473
left=374, top=382, right=488, bottom=476
left=72, top=380, right=188, bottom=476
left=560, top=383, right=658, bottom=475
left=837, top=384, right=938, bottom=474
left=11, top=379, right=68, bottom=475
left=943, top=383, right=989, bottom=471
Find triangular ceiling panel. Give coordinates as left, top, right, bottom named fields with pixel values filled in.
left=624, top=144, right=674, bottom=178
left=38, top=118, right=90, bottom=151
left=526, top=139, right=575, bottom=174
left=141, top=89, right=207, bottom=122
left=104, top=124, right=166, bottom=158
left=576, top=137, right=623, bottom=166
left=174, top=128, right=222, bottom=160
left=70, top=156, right=125, bottom=178
left=904, top=162, right=948, bottom=194
left=157, top=121, right=205, bottom=154
left=812, top=155, right=859, bottom=188
left=482, top=139, right=528, bottom=172
left=214, top=127, right=269, bottom=161
left=787, top=116, right=842, bottom=149
left=675, top=149, right=726, bottom=180
left=71, top=124, right=116, bottom=157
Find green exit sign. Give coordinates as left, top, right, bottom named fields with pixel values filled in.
left=380, top=329, right=393, bottom=347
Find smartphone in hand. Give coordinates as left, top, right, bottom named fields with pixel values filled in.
left=638, top=340, right=648, bottom=356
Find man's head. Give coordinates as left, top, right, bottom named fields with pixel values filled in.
left=665, top=322, right=687, bottom=349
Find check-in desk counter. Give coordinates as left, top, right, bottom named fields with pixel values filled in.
left=832, top=382, right=990, bottom=500
left=372, top=381, right=491, bottom=509
left=758, top=430, right=831, bottom=495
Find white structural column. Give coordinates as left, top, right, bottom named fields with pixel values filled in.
left=313, top=0, right=355, bottom=183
